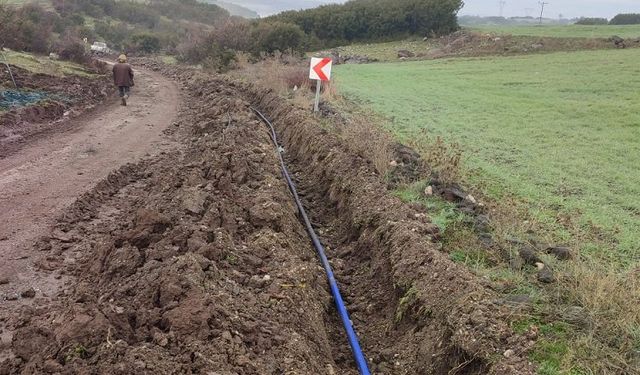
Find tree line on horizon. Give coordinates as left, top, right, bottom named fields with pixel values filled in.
left=576, top=14, right=640, bottom=25
left=267, top=0, right=463, bottom=47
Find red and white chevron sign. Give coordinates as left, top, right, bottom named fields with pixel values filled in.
left=309, top=57, right=333, bottom=81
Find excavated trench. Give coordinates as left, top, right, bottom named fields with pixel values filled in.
left=245, top=82, right=536, bottom=375
left=1, top=65, right=536, bottom=375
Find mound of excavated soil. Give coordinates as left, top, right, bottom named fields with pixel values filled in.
left=1, top=73, right=357, bottom=375
left=0, top=65, right=111, bottom=157
left=2, top=63, right=536, bottom=374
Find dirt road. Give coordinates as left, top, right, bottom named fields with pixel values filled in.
left=0, top=68, right=179, bottom=353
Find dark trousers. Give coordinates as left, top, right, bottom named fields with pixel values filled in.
left=118, top=86, right=130, bottom=97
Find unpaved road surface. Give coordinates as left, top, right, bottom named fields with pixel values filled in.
left=0, top=68, right=179, bottom=355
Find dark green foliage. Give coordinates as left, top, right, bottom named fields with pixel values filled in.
left=575, top=18, right=608, bottom=25
left=128, top=33, right=162, bottom=54
left=250, top=22, right=305, bottom=55
left=609, top=14, right=640, bottom=25
left=267, top=0, right=463, bottom=47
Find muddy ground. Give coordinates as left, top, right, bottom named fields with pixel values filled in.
left=0, top=64, right=112, bottom=158
left=0, top=62, right=179, bottom=358
left=1, top=63, right=537, bottom=374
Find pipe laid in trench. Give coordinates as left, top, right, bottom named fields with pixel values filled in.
left=251, top=107, right=371, bottom=375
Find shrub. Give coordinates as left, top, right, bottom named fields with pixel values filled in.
left=575, top=17, right=608, bottom=25
left=93, top=20, right=129, bottom=51
left=609, top=13, right=640, bottom=25
left=250, top=22, right=306, bottom=56
left=0, top=3, right=57, bottom=53
left=210, top=18, right=252, bottom=51
left=202, top=48, right=237, bottom=72
left=56, top=34, right=89, bottom=63
left=176, top=34, right=238, bottom=73
left=127, top=33, right=161, bottom=54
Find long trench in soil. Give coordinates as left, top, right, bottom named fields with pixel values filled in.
left=3, top=67, right=534, bottom=375
left=245, top=74, right=535, bottom=375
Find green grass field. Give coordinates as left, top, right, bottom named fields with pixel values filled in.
left=335, top=47, right=640, bottom=374
left=471, top=24, right=640, bottom=38
left=331, top=39, right=428, bottom=62
left=336, top=49, right=640, bottom=264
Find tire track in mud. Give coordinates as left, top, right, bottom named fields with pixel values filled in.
left=2, top=64, right=536, bottom=374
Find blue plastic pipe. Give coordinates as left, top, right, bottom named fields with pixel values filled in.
left=252, top=107, right=372, bottom=375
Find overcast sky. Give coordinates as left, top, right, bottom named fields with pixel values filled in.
left=462, top=0, right=640, bottom=19
left=228, top=0, right=640, bottom=19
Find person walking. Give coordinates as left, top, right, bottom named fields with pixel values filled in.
left=113, top=54, right=134, bottom=106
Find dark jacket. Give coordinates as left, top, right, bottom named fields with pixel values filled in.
left=113, top=63, right=134, bottom=87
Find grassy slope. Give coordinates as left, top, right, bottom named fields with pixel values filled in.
left=471, top=24, right=640, bottom=38
left=332, top=39, right=428, bottom=62
left=1, top=50, right=95, bottom=77
left=335, top=49, right=640, bottom=265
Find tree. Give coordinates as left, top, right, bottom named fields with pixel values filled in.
left=267, top=0, right=463, bottom=48
left=128, top=33, right=161, bottom=53
left=251, top=22, right=305, bottom=56
left=609, top=13, right=640, bottom=25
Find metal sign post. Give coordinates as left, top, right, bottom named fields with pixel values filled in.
left=314, top=80, right=322, bottom=113
left=309, top=57, right=332, bottom=113
left=0, top=48, right=18, bottom=89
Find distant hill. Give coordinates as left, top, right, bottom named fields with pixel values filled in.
left=216, top=0, right=341, bottom=17
left=203, top=0, right=259, bottom=18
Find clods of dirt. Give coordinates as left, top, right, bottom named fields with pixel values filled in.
left=244, top=69, right=537, bottom=374
left=536, top=263, right=556, bottom=284
left=19, top=288, right=36, bottom=299
left=3, top=69, right=357, bottom=375
left=519, top=245, right=542, bottom=265
left=4, top=61, right=537, bottom=374
left=545, top=245, right=572, bottom=260
left=387, top=142, right=429, bottom=187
